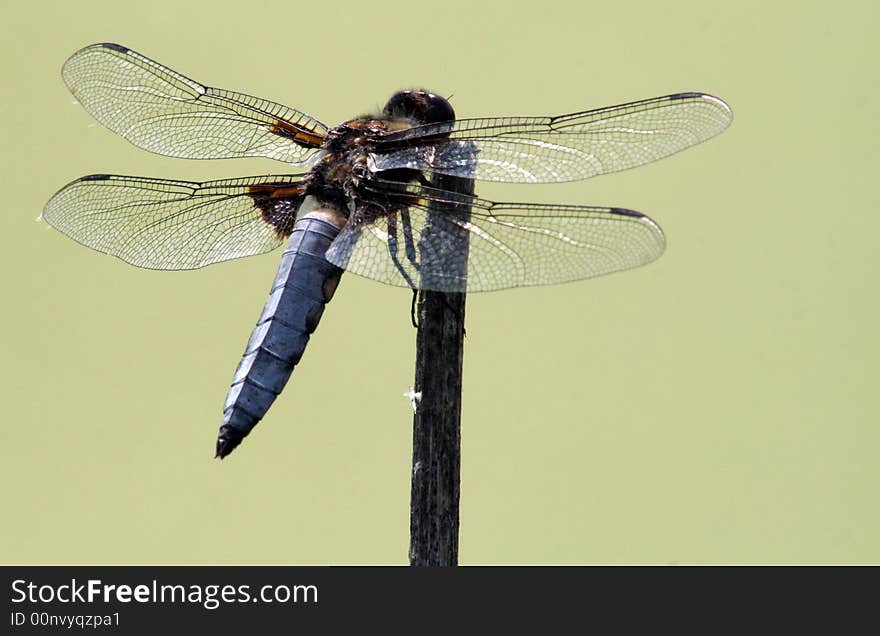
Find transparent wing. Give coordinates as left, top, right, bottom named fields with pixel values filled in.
left=62, top=43, right=327, bottom=163
left=326, top=186, right=665, bottom=292
left=368, top=93, right=732, bottom=183
left=42, top=174, right=308, bottom=270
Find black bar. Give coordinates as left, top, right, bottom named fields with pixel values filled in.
left=4, top=565, right=872, bottom=632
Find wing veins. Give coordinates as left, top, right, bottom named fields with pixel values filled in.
left=62, top=43, right=328, bottom=164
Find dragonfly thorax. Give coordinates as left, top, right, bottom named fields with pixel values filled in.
left=303, top=124, right=375, bottom=214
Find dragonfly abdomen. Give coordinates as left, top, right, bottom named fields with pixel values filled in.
left=215, top=209, right=345, bottom=458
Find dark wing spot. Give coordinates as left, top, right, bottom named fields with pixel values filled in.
left=609, top=207, right=647, bottom=219
left=248, top=184, right=306, bottom=238
left=99, top=42, right=130, bottom=53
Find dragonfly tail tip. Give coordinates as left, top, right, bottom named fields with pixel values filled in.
left=215, top=425, right=246, bottom=459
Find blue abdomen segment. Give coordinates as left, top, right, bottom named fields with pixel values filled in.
left=216, top=209, right=345, bottom=458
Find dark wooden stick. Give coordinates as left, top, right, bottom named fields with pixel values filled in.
left=409, top=170, right=474, bottom=567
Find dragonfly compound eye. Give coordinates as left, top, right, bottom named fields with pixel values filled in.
left=382, top=90, right=456, bottom=125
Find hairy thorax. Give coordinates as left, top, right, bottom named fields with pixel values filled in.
left=304, top=117, right=414, bottom=215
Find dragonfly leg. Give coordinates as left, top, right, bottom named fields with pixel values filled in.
left=400, top=207, right=420, bottom=271
left=399, top=208, right=424, bottom=329
left=386, top=213, right=419, bottom=291
left=385, top=211, right=422, bottom=328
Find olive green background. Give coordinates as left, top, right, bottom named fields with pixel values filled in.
left=2, top=0, right=876, bottom=564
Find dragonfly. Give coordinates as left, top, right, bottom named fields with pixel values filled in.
left=42, top=43, right=732, bottom=458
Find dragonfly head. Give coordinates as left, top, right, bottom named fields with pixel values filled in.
left=383, top=90, right=455, bottom=125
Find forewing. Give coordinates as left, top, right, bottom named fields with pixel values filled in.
left=368, top=93, right=732, bottom=183
left=42, top=174, right=308, bottom=269
left=62, top=43, right=327, bottom=163
left=326, top=188, right=665, bottom=292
